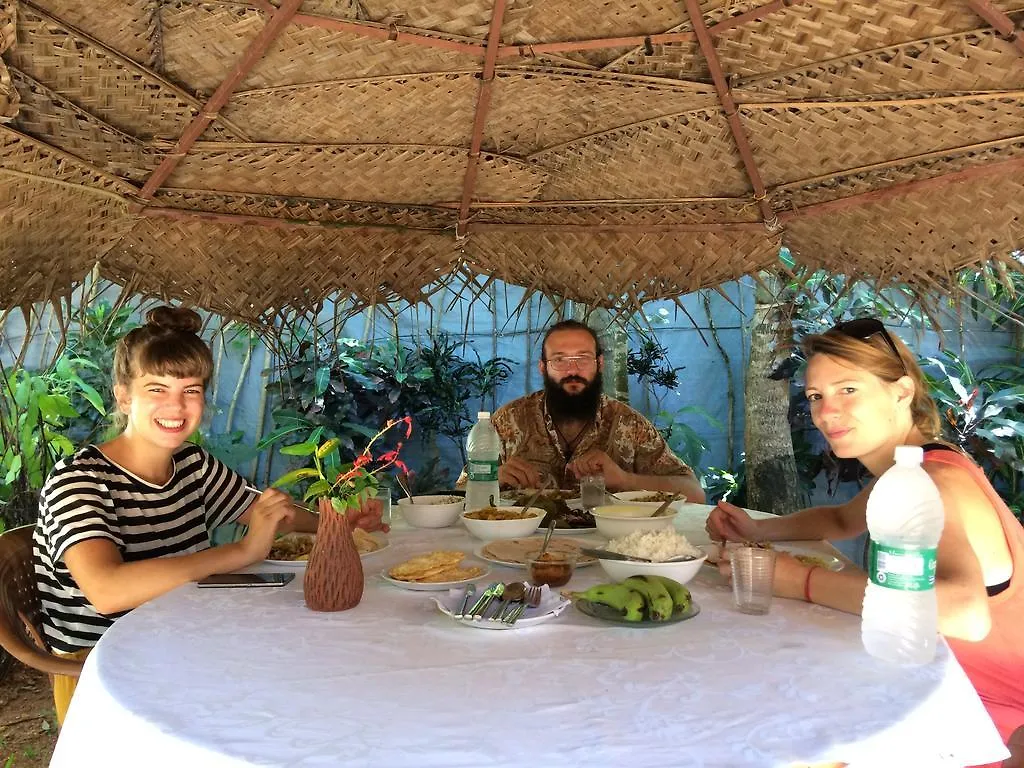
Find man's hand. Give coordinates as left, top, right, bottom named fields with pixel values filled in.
left=239, top=489, right=296, bottom=561
left=498, top=457, right=541, bottom=489
left=348, top=497, right=390, bottom=533
left=568, top=450, right=629, bottom=490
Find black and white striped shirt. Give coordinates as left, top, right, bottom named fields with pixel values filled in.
left=33, top=443, right=257, bottom=652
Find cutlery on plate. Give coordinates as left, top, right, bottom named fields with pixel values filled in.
left=454, top=584, right=476, bottom=618
left=471, top=582, right=504, bottom=620
left=505, top=584, right=543, bottom=625
left=467, top=582, right=500, bottom=618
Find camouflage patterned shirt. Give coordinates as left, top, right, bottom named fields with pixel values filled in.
left=491, top=391, right=693, bottom=489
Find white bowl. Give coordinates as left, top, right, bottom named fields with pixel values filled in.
left=460, top=507, right=544, bottom=540
left=596, top=553, right=706, bottom=585
left=592, top=506, right=679, bottom=539
left=611, top=491, right=687, bottom=512
left=396, top=495, right=465, bottom=528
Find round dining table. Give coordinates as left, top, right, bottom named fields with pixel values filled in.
left=51, top=504, right=1007, bottom=768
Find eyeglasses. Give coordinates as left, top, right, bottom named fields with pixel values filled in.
left=544, top=354, right=598, bottom=371
left=832, top=318, right=906, bottom=374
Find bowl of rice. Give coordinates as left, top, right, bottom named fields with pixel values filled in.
left=595, top=529, right=706, bottom=584
left=591, top=505, right=678, bottom=538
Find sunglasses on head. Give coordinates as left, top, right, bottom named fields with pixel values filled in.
left=832, top=318, right=906, bottom=374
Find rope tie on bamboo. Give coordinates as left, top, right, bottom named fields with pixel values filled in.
left=387, top=24, right=399, bottom=42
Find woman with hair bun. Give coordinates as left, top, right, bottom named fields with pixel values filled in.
left=705, top=318, right=1023, bottom=766
left=33, top=306, right=386, bottom=724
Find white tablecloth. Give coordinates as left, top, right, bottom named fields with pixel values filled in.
left=52, top=508, right=1007, bottom=768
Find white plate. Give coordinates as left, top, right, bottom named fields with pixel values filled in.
left=379, top=563, right=491, bottom=592
left=550, top=525, right=597, bottom=536
left=474, top=540, right=599, bottom=570
left=700, top=542, right=844, bottom=571
left=264, top=533, right=390, bottom=568
left=432, top=584, right=570, bottom=630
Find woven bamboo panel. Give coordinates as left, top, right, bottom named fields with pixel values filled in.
left=0, top=127, right=137, bottom=197
left=501, top=0, right=683, bottom=47
left=470, top=200, right=761, bottom=226
left=9, top=68, right=157, bottom=183
left=103, top=217, right=460, bottom=320
left=161, top=3, right=483, bottom=94
left=785, top=174, right=1024, bottom=288
left=152, top=189, right=457, bottom=229
left=738, top=23, right=1024, bottom=98
left=465, top=230, right=781, bottom=306
left=224, top=73, right=479, bottom=145
left=355, top=0, right=510, bottom=39
left=714, top=0, right=1005, bottom=80
left=24, top=0, right=160, bottom=69
left=1, top=174, right=132, bottom=307
left=485, top=67, right=717, bottom=154
left=1, top=0, right=14, bottom=54
left=743, top=94, right=1024, bottom=187
left=532, top=109, right=750, bottom=200
left=165, top=144, right=548, bottom=204
left=777, top=141, right=1024, bottom=211
left=7, top=5, right=237, bottom=141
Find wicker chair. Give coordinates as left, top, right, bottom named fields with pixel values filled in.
left=0, top=525, right=84, bottom=676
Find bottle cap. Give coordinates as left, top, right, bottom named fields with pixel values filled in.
left=894, top=445, right=924, bottom=464
left=477, top=411, right=491, bottom=419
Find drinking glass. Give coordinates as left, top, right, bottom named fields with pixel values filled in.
left=730, top=546, right=777, bottom=615
left=579, top=474, right=606, bottom=509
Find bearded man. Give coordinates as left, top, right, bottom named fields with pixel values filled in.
left=492, top=320, right=705, bottom=501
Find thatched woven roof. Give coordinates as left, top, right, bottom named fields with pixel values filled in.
left=2, top=0, right=1023, bottom=321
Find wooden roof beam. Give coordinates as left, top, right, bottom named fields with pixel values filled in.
left=683, top=0, right=777, bottom=230
left=965, top=0, right=1024, bottom=56
left=456, top=0, right=508, bottom=237
left=136, top=0, right=305, bottom=204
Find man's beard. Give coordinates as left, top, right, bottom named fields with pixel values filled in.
left=544, top=370, right=603, bottom=422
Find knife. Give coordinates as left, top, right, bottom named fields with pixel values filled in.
left=579, top=548, right=653, bottom=562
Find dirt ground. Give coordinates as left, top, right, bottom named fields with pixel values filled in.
left=0, top=664, right=57, bottom=767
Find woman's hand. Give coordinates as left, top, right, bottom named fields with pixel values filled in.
left=716, top=546, right=812, bottom=601
left=705, top=500, right=762, bottom=543
left=239, top=489, right=296, bottom=562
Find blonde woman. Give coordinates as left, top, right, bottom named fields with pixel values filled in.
left=705, top=319, right=1023, bottom=767
left=33, top=307, right=384, bottom=724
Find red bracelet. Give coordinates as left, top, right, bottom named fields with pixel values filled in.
left=804, top=566, right=820, bottom=602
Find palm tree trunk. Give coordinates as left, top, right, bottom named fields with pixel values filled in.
left=744, top=274, right=802, bottom=515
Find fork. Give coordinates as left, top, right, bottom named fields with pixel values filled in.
left=471, top=582, right=504, bottom=620
left=504, top=584, right=543, bottom=625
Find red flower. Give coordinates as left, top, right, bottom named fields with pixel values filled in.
left=353, top=454, right=372, bottom=468
left=394, top=459, right=409, bottom=474
left=402, top=416, right=413, bottom=438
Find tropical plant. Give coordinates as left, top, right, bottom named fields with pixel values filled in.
left=415, top=332, right=513, bottom=464
left=271, top=417, right=412, bottom=510
left=922, top=351, right=1024, bottom=521
left=0, top=357, right=106, bottom=528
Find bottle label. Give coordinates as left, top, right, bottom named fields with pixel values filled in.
left=868, top=542, right=938, bottom=591
left=467, top=460, right=498, bottom=483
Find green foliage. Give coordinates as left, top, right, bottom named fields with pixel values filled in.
left=271, top=418, right=411, bottom=509
left=62, top=300, right=138, bottom=443
left=701, top=461, right=746, bottom=506
left=259, top=325, right=513, bottom=480
left=923, top=351, right=1024, bottom=521
left=655, top=405, right=724, bottom=471
left=414, top=332, right=513, bottom=463
left=0, top=357, right=106, bottom=528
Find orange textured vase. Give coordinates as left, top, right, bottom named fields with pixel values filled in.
left=303, top=497, right=365, bottom=612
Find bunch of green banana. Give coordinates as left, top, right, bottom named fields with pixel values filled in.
left=567, top=574, right=691, bottom=622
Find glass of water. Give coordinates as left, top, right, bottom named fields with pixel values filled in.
left=579, top=474, right=606, bottom=510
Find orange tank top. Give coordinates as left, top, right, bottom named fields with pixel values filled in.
left=924, top=448, right=1024, bottom=742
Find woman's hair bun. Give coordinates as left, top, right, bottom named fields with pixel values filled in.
left=144, top=306, right=203, bottom=335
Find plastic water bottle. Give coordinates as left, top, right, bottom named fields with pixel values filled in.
left=465, top=411, right=501, bottom=512
left=861, top=445, right=945, bottom=665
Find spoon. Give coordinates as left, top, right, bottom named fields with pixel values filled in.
left=536, top=518, right=557, bottom=560
left=652, top=496, right=676, bottom=517
left=455, top=583, right=476, bottom=618
left=394, top=473, right=414, bottom=502
left=518, top=480, right=551, bottom=517
left=495, top=581, right=526, bottom=621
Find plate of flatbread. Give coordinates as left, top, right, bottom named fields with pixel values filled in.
left=380, top=550, right=491, bottom=591
left=265, top=529, right=388, bottom=567
left=475, top=537, right=599, bottom=569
